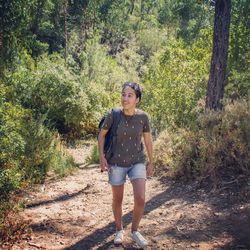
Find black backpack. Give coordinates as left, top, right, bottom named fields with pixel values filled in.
left=98, top=108, right=121, bottom=161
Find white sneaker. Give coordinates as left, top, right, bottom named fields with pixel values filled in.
left=130, top=231, right=148, bottom=248
left=114, top=229, right=124, bottom=245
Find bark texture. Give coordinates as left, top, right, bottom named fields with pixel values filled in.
left=206, top=0, right=231, bottom=110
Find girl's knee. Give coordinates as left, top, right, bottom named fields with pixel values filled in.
left=113, top=195, right=123, bottom=205
left=134, top=195, right=145, bottom=207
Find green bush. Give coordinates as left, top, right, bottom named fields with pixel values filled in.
left=154, top=99, right=250, bottom=183
left=88, top=144, right=99, bottom=165
left=0, top=101, right=28, bottom=170
left=135, top=27, right=168, bottom=60
left=0, top=91, right=76, bottom=229
left=225, top=69, right=250, bottom=99
left=142, top=30, right=212, bottom=132
left=4, top=54, right=91, bottom=137
left=46, top=137, right=76, bottom=177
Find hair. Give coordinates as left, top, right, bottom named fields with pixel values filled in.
left=122, top=82, right=143, bottom=101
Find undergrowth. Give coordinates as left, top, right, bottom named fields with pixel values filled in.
left=154, top=99, right=250, bottom=186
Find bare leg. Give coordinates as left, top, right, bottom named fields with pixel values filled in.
left=131, top=179, right=146, bottom=232
left=112, top=184, right=124, bottom=230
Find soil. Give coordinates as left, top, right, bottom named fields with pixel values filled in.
left=2, top=144, right=249, bottom=250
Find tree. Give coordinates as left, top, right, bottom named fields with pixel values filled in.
left=0, top=0, right=33, bottom=72
left=64, top=0, right=68, bottom=64
left=206, top=0, right=231, bottom=110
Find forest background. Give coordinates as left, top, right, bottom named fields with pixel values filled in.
left=0, top=0, right=249, bottom=240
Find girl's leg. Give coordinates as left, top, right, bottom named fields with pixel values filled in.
left=112, top=184, right=124, bottom=230
left=131, top=179, right=146, bottom=232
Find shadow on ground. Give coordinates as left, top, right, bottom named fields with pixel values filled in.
left=26, top=184, right=92, bottom=209
left=26, top=170, right=249, bottom=250
left=59, top=179, right=250, bottom=250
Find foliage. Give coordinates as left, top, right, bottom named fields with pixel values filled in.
left=225, top=69, right=250, bottom=100
left=4, top=54, right=90, bottom=136
left=79, top=36, right=127, bottom=89
left=135, top=27, right=168, bottom=61
left=98, top=0, right=135, bottom=54
left=45, top=135, right=76, bottom=177
left=0, top=97, right=75, bottom=190
left=0, top=80, right=75, bottom=231
left=229, top=0, right=250, bottom=71
left=116, top=40, right=143, bottom=81
left=154, top=99, right=250, bottom=184
left=0, top=101, right=28, bottom=176
left=142, top=29, right=212, bottom=132
left=0, top=0, right=35, bottom=64
left=88, top=144, right=99, bottom=165
left=158, top=1, right=214, bottom=41
left=225, top=0, right=250, bottom=101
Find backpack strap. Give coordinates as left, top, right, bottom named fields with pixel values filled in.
left=110, top=108, right=121, bottom=137
left=103, top=108, right=121, bottom=160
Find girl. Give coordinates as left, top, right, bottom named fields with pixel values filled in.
left=98, top=82, right=153, bottom=248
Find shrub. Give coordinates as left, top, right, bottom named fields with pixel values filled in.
left=225, top=69, right=250, bottom=100
left=0, top=95, right=76, bottom=232
left=0, top=101, right=28, bottom=174
left=154, top=99, right=250, bottom=183
left=142, top=30, right=211, bottom=132
left=135, top=27, right=168, bottom=60
left=88, top=144, right=99, bottom=165
left=3, top=54, right=91, bottom=137
left=46, top=136, right=76, bottom=177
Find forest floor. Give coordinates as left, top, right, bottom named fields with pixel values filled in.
left=2, top=144, right=249, bottom=250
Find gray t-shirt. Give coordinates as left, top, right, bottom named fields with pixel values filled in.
left=101, top=108, right=151, bottom=167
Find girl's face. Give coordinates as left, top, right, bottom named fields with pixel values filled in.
left=121, top=86, right=139, bottom=110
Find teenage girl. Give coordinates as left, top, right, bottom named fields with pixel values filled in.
left=98, top=82, right=153, bottom=248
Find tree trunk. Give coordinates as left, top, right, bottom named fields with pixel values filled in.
left=0, top=31, right=3, bottom=50
left=0, top=3, right=3, bottom=51
left=141, top=0, right=145, bottom=20
left=130, top=0, right=135, bottom=14
left=64, top=0, right=68, bottom=65
left=205, top=0, right=231, bottom=110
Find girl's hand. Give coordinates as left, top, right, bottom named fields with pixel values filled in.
left=100, top=155, right=109, bottom=172
left=146, top=163, right=154, bottom=177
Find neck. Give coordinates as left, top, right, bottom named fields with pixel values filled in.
left=122, top=108, right=136, bottom=116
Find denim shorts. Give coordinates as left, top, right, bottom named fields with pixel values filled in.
left=108, top=163, right=147, bottom=186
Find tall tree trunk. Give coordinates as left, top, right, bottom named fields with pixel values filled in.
left=206, top=0, right=231, bottom=110
left=64, top=0, right=68, bottom=64
left=0, top=4, right=4, bottom=76
left=130, top=0, right=135, bottom=14
left=0, top=31, right=3, bottom=50
left=0, top=3, right=3, bottom=51
left=141, top=0, right=145, bottom=20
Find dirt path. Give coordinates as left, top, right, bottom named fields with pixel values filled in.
left=3, top=145, right=249, bottom=250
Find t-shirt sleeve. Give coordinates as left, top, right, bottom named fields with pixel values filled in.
left=143, top=113, right=151, bottom=133
left=101, top=112, right=113, bottom=130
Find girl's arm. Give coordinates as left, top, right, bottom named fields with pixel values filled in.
left=143, top=132, right=153, bottom=176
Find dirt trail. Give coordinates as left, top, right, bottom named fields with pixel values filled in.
left=3, top=145, right=249, bottom=250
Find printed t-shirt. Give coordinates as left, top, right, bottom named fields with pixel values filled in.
left=101, top=108, right=150, bottom=167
